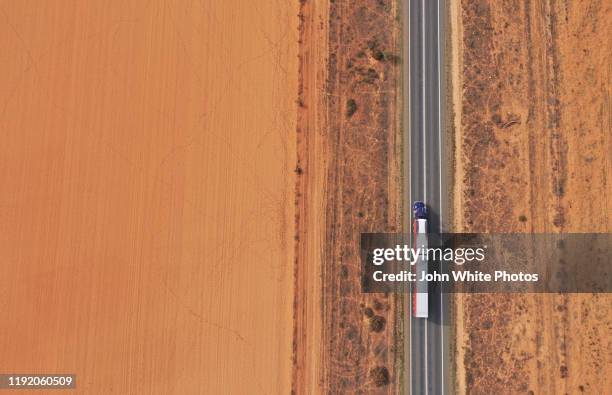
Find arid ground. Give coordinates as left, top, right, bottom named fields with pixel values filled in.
left=451, top=0, right=611, bottom=393
left=293, top=0, right=403, bottom=393
left=0, top=1, right=298, bottom=393
left=3, top=0, right=608, bottom=394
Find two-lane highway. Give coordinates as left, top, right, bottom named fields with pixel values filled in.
left=402, top=0, right=450, bottom=393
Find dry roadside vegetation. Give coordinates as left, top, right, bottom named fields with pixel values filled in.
left=321, top=0, right=403, bottom=391
left=452, top=0, right=611, bottom=394
left=293, top=0, right=403, bottom=392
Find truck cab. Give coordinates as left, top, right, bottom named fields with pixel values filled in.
left=413, top=201, right=428, bottom=219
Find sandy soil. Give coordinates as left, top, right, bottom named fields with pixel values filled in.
left=451, top=0, right=611, bottom=393
left=0, top=1, right=298, bottom=394
left=293, top=0, right=403, bottom=393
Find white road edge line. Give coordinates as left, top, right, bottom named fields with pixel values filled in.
left=421, top=1, right=428, bottom=395
left=422, top=0, right=427, bottom=205
left=437, top=1, right=444, bottom=394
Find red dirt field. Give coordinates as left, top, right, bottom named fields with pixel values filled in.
left=0, top=1, right=298, bottom=393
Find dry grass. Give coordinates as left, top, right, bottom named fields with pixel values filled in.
left=293, top=0, right=403, bottom=392
left=452, top=0, right=611, bottom=393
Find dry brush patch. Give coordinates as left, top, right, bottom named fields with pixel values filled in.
left=454, top=0, right=611, bottom=394
left=321, top=0, right=402, bottom=392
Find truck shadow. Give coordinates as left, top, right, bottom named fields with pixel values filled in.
left=424, top=206, right=449, bottom=326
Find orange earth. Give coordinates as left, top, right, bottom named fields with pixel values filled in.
left=0, top=1, right=298, bottom=393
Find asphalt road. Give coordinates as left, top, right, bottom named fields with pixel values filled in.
left=402, top=0, right=450, bottom=393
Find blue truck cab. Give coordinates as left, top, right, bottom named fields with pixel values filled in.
left=412, top=201, right=428, bottom=219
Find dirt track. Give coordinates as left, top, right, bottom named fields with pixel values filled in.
left=451, top=0, right=611, bottom=393
left=0, top=1, right=297, bottom=393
